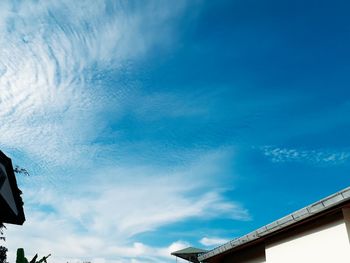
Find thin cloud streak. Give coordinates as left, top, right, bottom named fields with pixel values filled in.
left=261, top=146, right=350, bottom=165
left=0, top=2, right=247, bottom=263
left=6, top=151, right=249, bottom=263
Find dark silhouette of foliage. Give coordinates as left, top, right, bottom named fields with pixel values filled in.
left=13, top=166, right=30, bottom=177
left=16, top=249, right=50, bottom=263
left=16, top=248, right=28, bottom=263
left=29, top=254, right=38, bottom=263
left=0, top=224, right=5, bottom=241
left=0, top=246, right=7, bottom=263
left=0, top=224, right=7, bottom=263
left=36, top=254, right=51, bottom=263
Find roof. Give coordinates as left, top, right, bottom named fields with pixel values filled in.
left=172, top=247, right=208, bottom=254
left=0, top=150, right=25, bottom=225
left=198, top=185, right=350, bottom=262
left=172, top=247, right=208, bottom=262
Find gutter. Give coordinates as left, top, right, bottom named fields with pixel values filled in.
left=199, top=186, right=350, bottom=262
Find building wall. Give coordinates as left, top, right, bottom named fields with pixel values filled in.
left=222, top=244, right=266, bottom=263
left=204, top=208, right=350, bottom=263
left=265, top=211, right=350, bottom=263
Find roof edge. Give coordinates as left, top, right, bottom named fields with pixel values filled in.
left=199, top=186, right=350, bottom=261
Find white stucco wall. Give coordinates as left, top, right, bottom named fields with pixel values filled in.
left=206, top=207, right=350, bottom=263
left=265, top=215, right=350, bottom=263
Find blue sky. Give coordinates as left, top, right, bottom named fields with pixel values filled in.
left=0, top=0, right=350, bottom=262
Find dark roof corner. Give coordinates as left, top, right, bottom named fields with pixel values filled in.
left=171, top=247, right=208, bottom=263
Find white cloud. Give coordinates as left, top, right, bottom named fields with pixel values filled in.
left=4, top=150, right=248, bottom=263
left=261, top=146, right=350, bottom=165
left=0, top=2, right=246, bottom=263
left=199, top=237, right=230, bottom=247
left=0, top=0, right=192, bottom=172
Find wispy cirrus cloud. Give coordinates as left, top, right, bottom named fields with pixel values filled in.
left=6, top=150, right=248, bottom=263
left=0, top=0, right=193, bottom=172
left=261, top=146, right=350, bottom=165
left=0, top=2, right=249, bottom=263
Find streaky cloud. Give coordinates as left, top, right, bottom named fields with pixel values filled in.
left=261, top=146, right=350, bottom=165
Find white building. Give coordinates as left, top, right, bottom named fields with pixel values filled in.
left=173, top=186, right=350, bottom=263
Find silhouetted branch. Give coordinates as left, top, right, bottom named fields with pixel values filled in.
left=0, top=223, right=7, bottom=263
left=0, top=224, right=5, bottom=241
left=13, top=166, right=30, bottom=176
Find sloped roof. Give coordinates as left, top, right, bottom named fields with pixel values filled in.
left=199, top=185, right=350, bottom=261
left=0, top=150, right=25, bottom=225
left=172, top=247, right=208, bottom=262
